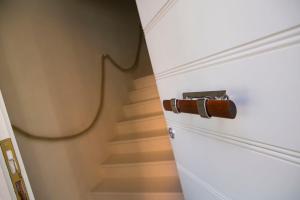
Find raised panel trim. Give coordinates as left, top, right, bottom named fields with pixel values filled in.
left=144, top=0, right=178, bottom=34
left=177, top=162, right=231, bottom=200
left=156, top=24, right=300, bottom=80
left=168, top=120, right=300, bottom=166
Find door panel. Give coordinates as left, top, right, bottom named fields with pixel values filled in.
left=171, top=125, right=300, bottom=200
left=158, top=44, right=300, bottom=152
left=135, top=0, right=169, bottom=28
left=143, top=0, right=300, bottom=75
left=136, top=0, right=300, bottom=199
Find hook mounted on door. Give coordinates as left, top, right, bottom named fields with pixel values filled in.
left=163, top=90, right=237, bottom=119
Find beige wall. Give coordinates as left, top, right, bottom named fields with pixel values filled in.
left=133, top=35, right=153, bottom=78
left=0, top=0, right=152, bottom=199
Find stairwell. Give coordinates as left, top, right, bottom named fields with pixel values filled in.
left=89, top=75, right=184, bottom=200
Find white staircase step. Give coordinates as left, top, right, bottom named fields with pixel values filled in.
left=89, top=75, right=183, bottom=200
left=102, top=151, right=174, bottom=167
left=101, top=161, right=178, bottom=178
left=128, top=86, right=159, bottom=103
left=101, top=150, right=177, bottom=178
left=133, top=75, right=156, bottom=90
left=111, top=130, right=167, bottom=143
left=110, top=136, right=171, bottom=154
left=89, top=177, right=184, bottom=200
left=123, top=98, right=162, bottom=119
left=117, top=115, right=166, bottom=135
left=110, top=130, right=171, bottom=154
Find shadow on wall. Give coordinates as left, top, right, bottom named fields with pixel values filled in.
left=0, top=0, right=152, bottom=199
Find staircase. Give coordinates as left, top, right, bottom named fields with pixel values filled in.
left=89, top=75, right=184, bottom=200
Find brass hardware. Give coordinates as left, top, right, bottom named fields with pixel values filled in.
left=0, top=138, right=29, bottom=200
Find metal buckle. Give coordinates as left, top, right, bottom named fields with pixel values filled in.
left=170, top=98, right=180, bottom=113
left=183, top=90, right=229, bottom=118
left=196, top=98, right=210, bottom=118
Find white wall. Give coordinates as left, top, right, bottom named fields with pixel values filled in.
left=0, top=0, right=152, bottom=199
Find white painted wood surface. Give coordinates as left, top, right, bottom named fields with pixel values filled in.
left=0, top=158, right=13, bottom=200
left=136, top=0, right=300, bottom=199
left=135, top=0, right=168, bottom=28
left=0, top=91, right=35, bottom=200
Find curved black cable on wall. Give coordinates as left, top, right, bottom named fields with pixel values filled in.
left=12, top=29, right=144, bottom=141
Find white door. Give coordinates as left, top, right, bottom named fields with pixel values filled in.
left=136, top=0, right=300, bottom=199
left=0, top=91, right=34, bottom=200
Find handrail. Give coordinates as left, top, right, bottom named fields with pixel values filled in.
left=12, top=28, right=144, bottom=141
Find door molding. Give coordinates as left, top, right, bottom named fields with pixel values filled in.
left=156, top=24, right=300, bottom=80
left=169, top=120, right=300, bottom=166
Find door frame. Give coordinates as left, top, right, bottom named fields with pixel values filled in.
left=0, top=90, right=34, bottom=200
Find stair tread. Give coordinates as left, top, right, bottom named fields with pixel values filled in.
left=133, top=75, right=156, bottom=90
left=102, top=151, right=174, bottom=166
left=129, top=86, right=159, bottom=103
left=118, top=114, right=164, bottom=125
left=123, top=97, right=163, bottom=119
left=111, top=130, right=168, bottom=143
left=124, top=113, right=165, bottom=122
left=117, top=114, right=166, bottom=135
left=91, top=177, right=182, bottom=193
left=134, top=75, right=155, bottom=83
left=124, top=97, right=160, bottom=107
left=129, top=85, right=158, bottom=94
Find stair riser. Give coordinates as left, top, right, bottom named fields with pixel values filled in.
left=101, top=162, right=178, bottom=178
left=110, top=137, right=171, bottom=154
left=117, top=117, right=166, bottom=135
left=123, top=99, right=162, bottom=119
left=89, top=193, right=184, bottom=200
left=133, top=75, right=156, bottom=90
left=129, top=87, right=159, bottom=103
